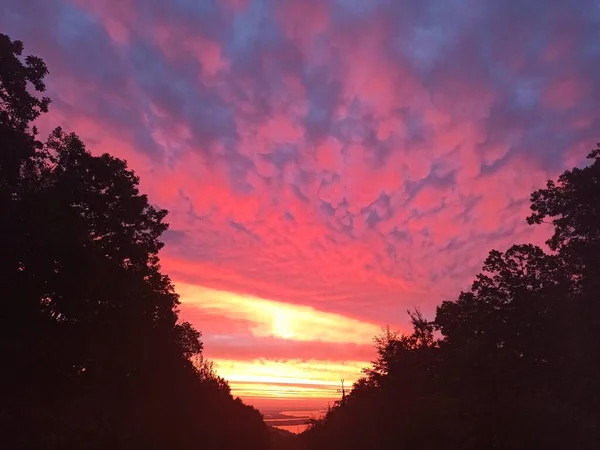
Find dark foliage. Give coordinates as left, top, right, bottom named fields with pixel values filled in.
left=301, top=149, right=600, bottom=449
left=270, top=426, right=301, bottom=450
left=0, top=33, right=269, bottom=450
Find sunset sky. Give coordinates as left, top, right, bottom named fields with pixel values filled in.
left=3, top=0, right=599, bottom=409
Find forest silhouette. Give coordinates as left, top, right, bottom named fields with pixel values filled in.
left=2, top=33, right=599, bottom=450
left=299, top=144, right=600, bottom=447
left=0, top=33, right=268, bottom=450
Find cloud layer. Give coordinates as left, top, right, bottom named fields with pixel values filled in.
left=4, top=0, right=600, bottom=406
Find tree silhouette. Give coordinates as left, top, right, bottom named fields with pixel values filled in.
left=0, top=33, right=269, bottom=450
left=301, top=150, right=600, bottom=450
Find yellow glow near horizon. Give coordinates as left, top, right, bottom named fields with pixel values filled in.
left=175, top=283, right=378, bottom=404
left=176, top=282, right=380, bottom=343
left=231, top=382, right=340, bottom=399
left=211, top=358, right=369, bottom=400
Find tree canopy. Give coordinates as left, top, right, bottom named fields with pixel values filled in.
left=301, top=151, right=600, bottom=450
left=0, top=33, right=269, bottom=450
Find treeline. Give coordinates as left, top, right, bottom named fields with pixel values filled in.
left=300, top=151, right=600, bottom=446
left=0, top=34, right=269, bottom=449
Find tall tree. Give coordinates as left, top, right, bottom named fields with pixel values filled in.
left=302, top=148, right=600, bottom=450
left=527, top=148, right=600, bottom=435
left=0, top=33, right=269, bottom=450
left=0, top=32, right=49, bottom=189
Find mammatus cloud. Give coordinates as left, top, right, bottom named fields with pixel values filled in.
left=3, top=0, right=600, bottom=406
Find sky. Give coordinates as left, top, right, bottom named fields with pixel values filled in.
left=3, top=0, right=600, bottom=409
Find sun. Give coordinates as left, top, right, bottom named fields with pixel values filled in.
left=272, top=308, right=295, bottom=339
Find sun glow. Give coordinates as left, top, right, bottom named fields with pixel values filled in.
left=212, top=358, right=368, bottom=401
left=175, top=283, right=378, bottom=405
left=176, top=282, right=380, bottom=343
left=272, top=309, right=294, bottom=339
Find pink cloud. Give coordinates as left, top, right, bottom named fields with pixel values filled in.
left=4, top=0, right=600, bottom=407
left=542, top=77, right=588, bottom=110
